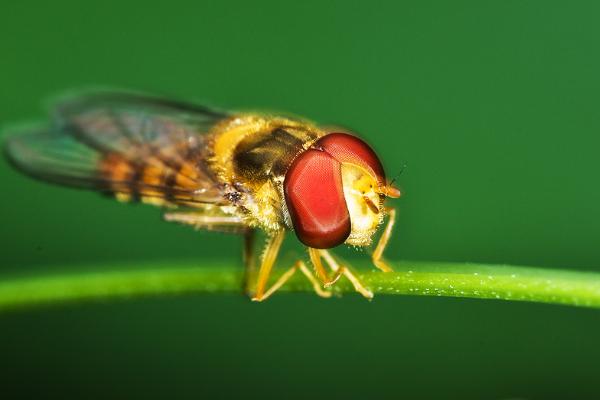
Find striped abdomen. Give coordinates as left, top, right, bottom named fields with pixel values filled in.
left=98, top=145, right=223, bottom=207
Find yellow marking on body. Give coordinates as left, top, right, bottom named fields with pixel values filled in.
left=100, top=153, right=133, bottom=182
left=141, top=164, right=164, bottom=186
left=141, top=197, right=169, bottom=207
left=209, top=115, right=324, bottom=183
left=115, top=193, right=132, bottom=202
left=177, top=162, right=202, bottom=189
left=207, top=114, right=326, bottom=233
left=210, top=115, right=266, bottom=180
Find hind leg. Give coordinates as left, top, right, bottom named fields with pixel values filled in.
left=242, top=229, right=257, bottom=294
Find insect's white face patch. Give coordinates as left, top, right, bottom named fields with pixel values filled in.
left=341, top=163, right=383, bottom=247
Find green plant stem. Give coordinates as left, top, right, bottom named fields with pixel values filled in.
left=1, top=260, right=600, bottom=311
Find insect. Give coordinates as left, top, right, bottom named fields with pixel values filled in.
left=4, top=91, right=401, bottom=301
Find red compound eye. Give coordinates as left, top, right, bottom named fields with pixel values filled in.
left=284, top=149, right=351, bottom=249
left=314, top=132, right=386, bottom=184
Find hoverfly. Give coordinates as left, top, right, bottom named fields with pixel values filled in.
left=4, top=91, right=401, bottom=301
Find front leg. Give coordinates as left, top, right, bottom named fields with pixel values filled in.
left=320, top=250, right=374, bottom=299
left=308, top=247, right=343, bottom=287
left=372, top=207, right=396, bottom=273
left=308, top=248, right=373, bottom=299
left=251, top=231, right=331, bottom=301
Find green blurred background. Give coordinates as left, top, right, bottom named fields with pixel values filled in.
left=1, top=1, right=600, bottom=398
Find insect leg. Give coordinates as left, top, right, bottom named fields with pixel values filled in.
left=163, top=211, right=245, bottom=232
left=295, top=261, right=332, bottom=298
left=308, top=248, right=344, bottom=287
left=255, top=260, right=332, bottom=301
left=242, top=229, right=256, bottom=295
left=371, top=207, right=396, bottom=273
left=320, top=250, right=374, bottom=299
left=252, top=231, right=285, bottom=301
left=252, top=232, right=332, bottom=301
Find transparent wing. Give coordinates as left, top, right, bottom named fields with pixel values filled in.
left=5, top=91, right=230, bottom=206
left=6, top=126, right=104, bottom=189
left=54, top=91, right=226, bottom=157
